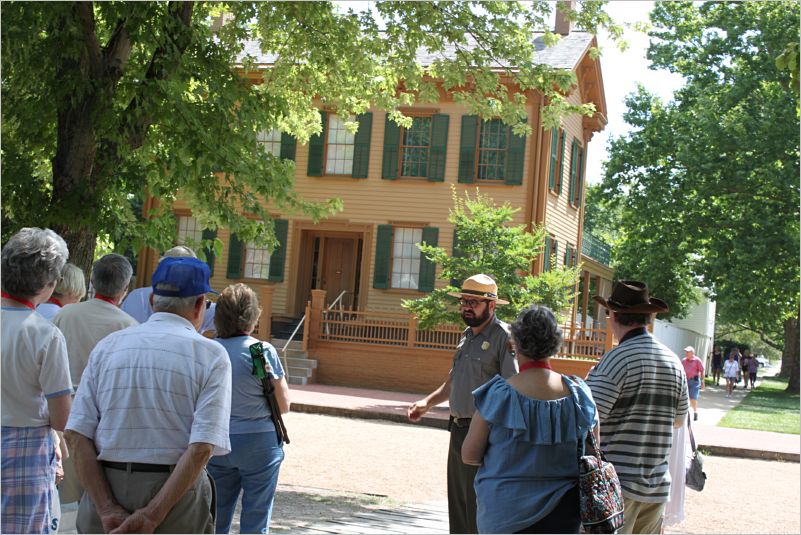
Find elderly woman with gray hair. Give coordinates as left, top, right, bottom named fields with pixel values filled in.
left=462, top=305, right=599, bottom=534
left=207, top=283, right=290, bottom=534
left=1, top=227, right=73, bottom=534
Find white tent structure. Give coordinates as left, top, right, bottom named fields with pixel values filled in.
left=653, top=295, right=717, bottom=372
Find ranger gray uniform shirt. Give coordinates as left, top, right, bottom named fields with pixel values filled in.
left=449, top=315, right=517, bottom=418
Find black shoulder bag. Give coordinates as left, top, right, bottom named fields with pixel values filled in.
left=249, top=342, right=290, bottom=445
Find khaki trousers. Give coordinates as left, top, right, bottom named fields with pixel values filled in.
left=620, top=498, right=665, bottom=534
left=77, top=466, right=214, bottom=534
left=58, top=455, right=83, bottom=504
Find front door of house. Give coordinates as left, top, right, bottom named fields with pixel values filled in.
left=321, top=237, right=357, bottom=308
left=294, top=230, right=363, bottom=315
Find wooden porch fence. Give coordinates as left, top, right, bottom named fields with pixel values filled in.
left=299, top=290, right=614, bottom=359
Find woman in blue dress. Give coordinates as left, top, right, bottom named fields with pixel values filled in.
left=208, top=283, right=290, bottom=534
left=462, top=305, right=598, bottom=534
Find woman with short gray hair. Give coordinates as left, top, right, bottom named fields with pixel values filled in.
left=207, top=283, right=290, bottom=534
left=1, top=228, right=73, bottom=534
left=37, top=263, right=86, bottom=321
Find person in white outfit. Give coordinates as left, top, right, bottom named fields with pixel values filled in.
left=36, top=263, right=86, bottom=322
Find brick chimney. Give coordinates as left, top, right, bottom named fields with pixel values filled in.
left=554, top=0, right=576, bottom=36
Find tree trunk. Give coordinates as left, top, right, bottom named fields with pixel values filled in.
left=52, top=224, right=98, bottom=282
left=783, top=316, right=799, bottom=394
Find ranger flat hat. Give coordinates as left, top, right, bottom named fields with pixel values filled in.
left=448, top=274, right=509, bottom=305
left=593, top=279, right=668, bottom=314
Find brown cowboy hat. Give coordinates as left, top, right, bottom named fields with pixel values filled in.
left=593, top=280, right=669, bottom=314
left=447, top=274, right=509, bottom=305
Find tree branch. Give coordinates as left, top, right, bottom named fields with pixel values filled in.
left=74, top=2, right=103, bottom=78
left=102, top=18, right=133, bottom=82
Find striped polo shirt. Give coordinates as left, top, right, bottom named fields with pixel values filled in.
left=586, top=328, right=689, bottom=503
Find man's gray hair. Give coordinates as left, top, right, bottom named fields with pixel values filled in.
left=152, top=294, right=201, bottom=315
left=159, top=245, right=196, bottom=262
left=91, top=254, right=133, bottom=297
left=1, top=227, right=68, bottom=298
left=55, top=263, right=87, bottom=300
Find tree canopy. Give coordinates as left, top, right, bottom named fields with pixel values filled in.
left=403, top=188, right=581, bottom=329
left=1, top=1, right=619, bottom=273
left=600, top=1, right=799, bottom=389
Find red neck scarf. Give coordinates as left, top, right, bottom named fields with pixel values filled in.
left=47, top=297, right=63, bottom=307
left=1, top=291, right=35, bottom=309
left=519, top=360, right=552, bottom=372
left=94, top=294, right=117, bottom=306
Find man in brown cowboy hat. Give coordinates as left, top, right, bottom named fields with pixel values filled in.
left=407, top=274, right=516, bottom=534
left=585, top=280, right=689, bottom=534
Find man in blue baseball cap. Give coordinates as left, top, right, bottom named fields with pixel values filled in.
left=65, top=256, right=232, bottom=533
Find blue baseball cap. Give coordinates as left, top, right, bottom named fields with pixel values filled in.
left=151, top=257, right=218, bottom=297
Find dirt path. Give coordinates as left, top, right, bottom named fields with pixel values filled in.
left=249, top=413, right=800, bottom=534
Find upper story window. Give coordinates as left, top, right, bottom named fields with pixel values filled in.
left=400, top=117, right=432, bottom=178
left=176, top=215, right=203, bottom=246
left=243, top=242, right=272, bottom=280
left=477, top=119, right=508, bottom=181
left=382, top=113, right=449, bottom=182
left=457, top=115, right=525, bottom=186
left=258, top=129, right=282, bottom=157
left=308, top=111, right=373, bottom=178
left=548, top=128, right=566, bottom=194
left=325, top=114, right=355, bottom=175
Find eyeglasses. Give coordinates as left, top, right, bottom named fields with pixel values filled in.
left=458, top=298, right=487, bottom=309
left=205, top=299, right=213, bottom=310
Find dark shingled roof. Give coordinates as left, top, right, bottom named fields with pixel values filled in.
left=236, top=31, right=594, bottom=72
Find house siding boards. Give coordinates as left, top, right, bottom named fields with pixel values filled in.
left=543, top=90, right=585, bottom=269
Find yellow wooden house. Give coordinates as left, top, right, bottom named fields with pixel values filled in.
left=135, top=25, right=614, bottom=391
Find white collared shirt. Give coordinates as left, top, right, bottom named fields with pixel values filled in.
left=66, top=312, right=232, bottom=464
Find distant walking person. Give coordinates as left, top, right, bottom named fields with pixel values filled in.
left=741, top=350, right=753, bottom=390
left=723, top=352, right=739, bottom=397
left=682, top=346, right=705, bottom=421
left=710, top=346, right=723, bottom=385
left=36, top=263, right=86, bottom=322
left=747, top=352, right=759, bottom=390
left=586, top=280, right=689, bottom=534
left=65, top=257, right=231, bottom=533
left=1, top=228, right=73, bottom=534
left=207, top=283, right=290, bottom=534
left=407, top=274, right=517, bottom=534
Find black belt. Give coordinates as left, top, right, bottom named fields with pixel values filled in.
left=101, top=461, right=174, bottom=473
left=450, top=416, right=472, bottom=429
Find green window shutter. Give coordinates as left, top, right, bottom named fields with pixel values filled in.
left=568, top=138, right=578, bottom=206
left=373, top=224, right=393, bottom=288
left=553, top=239, right=559, bottom=270
left=381, top=115, right=401, bottom=179
left=564, top=247, right=570, bottom=267
left=544, top=235, right=552, bottom=271
left=351, top=112, right=373, bottom=179
left=267, top=219, right=289, bottom=282
left=226, top=233, right=243, bottom=279
left=201, top=229, right=217, bottom=277
left=307, top=111, right=327, bottom=176
left=418, top=227, right=439, bottom=291
left=557, top=129, right=566, bottom=195
left=427, top=114, right=449, bottom=182
left=458, top=115, right=478, bottom=183
left=575, top=146, right=584, bottom=207
left=548, top=128, right=558, bottom=190
left=280, top=133, right=296, bottom=161
left=504, top=126, right=526, bottom=185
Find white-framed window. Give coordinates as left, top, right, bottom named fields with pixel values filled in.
left=391, top=227, right=423, bottom=289
left=176, top=215, right=203, bottom=246
left=243, top=242, right=271, bottom=280
left=325, top=114, right=355, bottom=175
left=258, top=129, right=282, bottom=156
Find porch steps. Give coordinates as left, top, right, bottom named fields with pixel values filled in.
left=271, top=338, right=317, bottom=386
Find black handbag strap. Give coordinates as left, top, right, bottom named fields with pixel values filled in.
left=687, top=415, right=697, bottom=453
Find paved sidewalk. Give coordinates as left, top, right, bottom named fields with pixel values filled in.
left=291, top=375, right=799, bottom=462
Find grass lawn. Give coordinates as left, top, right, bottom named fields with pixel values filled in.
left=718, top=377, right=800, bottom=434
